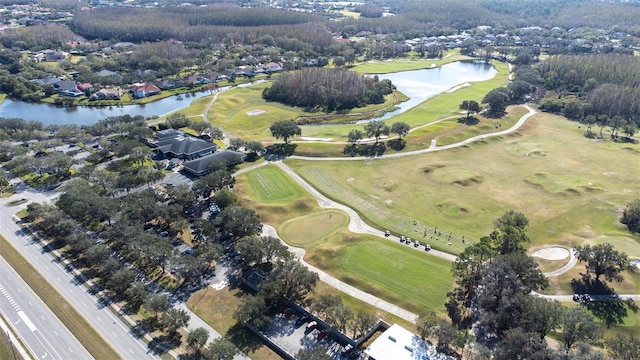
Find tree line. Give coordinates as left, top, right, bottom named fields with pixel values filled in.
left=437, top=210, right=639, bottom=358
left=262, top=68, right=394, bottom=111
left=70, top=6, right=332, bottom=51
left=535, top=54, right=640, bottom=138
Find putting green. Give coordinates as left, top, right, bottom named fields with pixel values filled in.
left=281, top=210, right=348, bottom=247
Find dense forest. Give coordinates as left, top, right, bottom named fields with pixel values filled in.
left=535, top=54, right=640, bottom=137
left=70, top=6, right=331, bottom=51
left=262, top=68, right=394, bottom=111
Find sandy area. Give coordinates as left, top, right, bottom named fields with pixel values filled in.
left=446, top=82, right=471, bottom=93
left=246, top=109, right=266, bottom=116
left=532, top=246, right=571, bottom=260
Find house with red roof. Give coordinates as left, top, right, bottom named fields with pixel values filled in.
left=131, top=83, right=161, bottom=98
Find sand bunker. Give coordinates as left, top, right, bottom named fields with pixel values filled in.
left=246, top=109, right=266, bottom=116
left=446, top=83, right=471, bottom=93
left=532, top=246, right=571, bottom=260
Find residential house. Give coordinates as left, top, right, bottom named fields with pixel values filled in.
left=96, top=69, right=119, bottom=77
left=89, top=88, right=123, bottom=100
left=54, top=80, right=78, bottom=93
left=263, top=62, right=283, bottom=73
left=182, top=150, right=246, bottom=177
left=158, top=79, right=184, bottom=90
left=147, top=129, right=217, bottom=160
left=181, top=74, right=200, bottom=86
left=131, top=83, right=161, bottom=98
left=59, top=86, right=84, bottom=97
left=77, top=83, right=94, bottom=93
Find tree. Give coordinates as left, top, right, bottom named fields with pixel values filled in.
left=205, top=338, right=238, bottom=360
left=166, top=113, right=191, bottom=129
left=476, top=252, right=548, bottom=336
left=233, top=294, right=270, bottom=328
left=459, top=100, right=481, bottom=118
left=494, top=328, right=550, bottom=360
left=507, top=80, right=533, bottom=102
left=269, top=120, right=301, bottom=144
left=125, top=281, right=147, bottom=310
left=416, top=310, right=438, bottom=340
left=187, top=327, right=209, bottom=353
left=621, top=199, right=640, bottom=233
left=352, top=311, right=375, bottom=339
left=296, top=347, right=332, bottom=360
left=86, top=244, right=110, bottom=266
left=363, top=120, right=390, bottom=143
left=213, top=188, right=237, bottom=209
left=482, top=87, right=510, bottom=116
left=391, top=122, right=410, bottom=139
left=574, top=243, right=633, bottom=283
left=605, top=334, right=640, bottom=360
left=519, top=297, right=563, bottom=340
left=161, top=308, right=190, bottom=334
left=347, top=129, right=363, bottom=146
left=560, top=307, right=602, bottom=353
left=261, top=258, right=319, bottom=305
left=106, top=268, right=135, bottom=295
left=486, top=210, right=530, bottom=255
left=214, top=205, right=262, bottom=240
left=0, top=175, right=11, bottom=194
left=144, top=293, right=170, bottom=320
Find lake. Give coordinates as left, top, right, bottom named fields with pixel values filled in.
left=0, top=63, right=495, bottom=126
left=0, top=91, right=215, bottom=126
left=372, top=60, right=497, bottom=121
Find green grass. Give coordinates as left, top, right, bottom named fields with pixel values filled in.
left=0, top=234, right=121, bottom=360
left=286, top=111, right=640, bottom=259
left=244, top=165, right=306, bottom=203
left=296, top=60, right=510, bottom=144
left=0, top=93, right=6, bottom=104
left=236, top=167, right=455, bottom=313
left=349, top=50, right=470, bottom=74
left=336, top=239, right=452, bottom=313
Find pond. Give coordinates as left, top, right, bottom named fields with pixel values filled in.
left=372, top=60, right=497, bottom=121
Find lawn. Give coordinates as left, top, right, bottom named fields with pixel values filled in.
left=286, top=111, right=640, bottom=260
left=235, top=166, right=455, bottom=313
left=349, top=50, right=470, bottom=74
left=243, top=165, right=306, bottom=203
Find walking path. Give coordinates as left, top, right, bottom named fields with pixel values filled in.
left=233, top=104, right=640, bottom=323
left=288, top=105, right=537, bottom=161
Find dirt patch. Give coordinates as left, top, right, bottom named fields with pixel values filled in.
left=532, top=246, right=570, bottom=260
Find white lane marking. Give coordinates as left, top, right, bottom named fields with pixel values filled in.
left=17, top=311, right=37, bottom=331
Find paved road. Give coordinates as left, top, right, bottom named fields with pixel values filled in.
left=0, top=177, right=160, bottom=359
left=0, top=255, right=92, bottom=360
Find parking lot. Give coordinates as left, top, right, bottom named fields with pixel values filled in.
left=262, top=313, right=354, bottom=359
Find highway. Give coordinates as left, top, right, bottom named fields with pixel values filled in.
left=0, top=184, right=160, bottom=360
left=0, top=255, right=92, bottom=360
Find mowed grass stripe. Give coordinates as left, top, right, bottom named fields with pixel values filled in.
left=0, top=234, right=122, bottom=360
left=296, top=165, right=471, bottom=254
left=339, top=240, right=452, bottom=313
left=246, top=165, right=305, bottom=203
